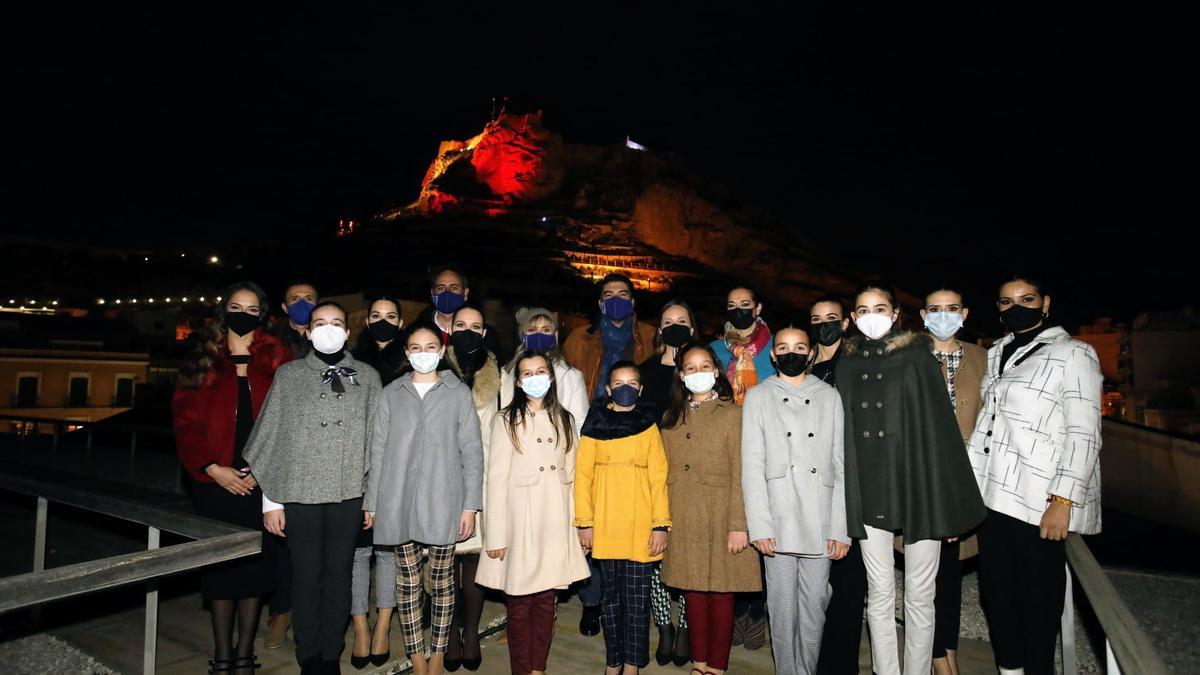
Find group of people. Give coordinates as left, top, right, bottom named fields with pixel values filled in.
left=173, top=266, right=1103, bottom=675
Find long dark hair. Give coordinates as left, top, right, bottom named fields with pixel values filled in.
left=661, top=342, right=734, bottom=429
left=501, top=351, right=576, bottom=454
left=652, top=299, right=699, bottom=354
left=177, top=281, right=270, bottom=390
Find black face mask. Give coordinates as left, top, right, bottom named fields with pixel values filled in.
left=812, top=320, right=844, bottom=347
left=450, top=330, right=487, bottom=371
left=726, top=307, right=757, bottom=330
left=366, top=320, right=400, bottom=343
left=225, top=311, right=261, bottom=337
left=774, top=352, right=810, bottom=377
left=999, top=304, right=1045, bottom=333
left=660, top=323, right=693, bottom=349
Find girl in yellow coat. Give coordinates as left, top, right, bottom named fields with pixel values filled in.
left=575, top=360, right=671, bottom=675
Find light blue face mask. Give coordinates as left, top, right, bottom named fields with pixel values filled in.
left=521, top=374, right=552, bottom=399
left=924, top=311, right=965, bottom=341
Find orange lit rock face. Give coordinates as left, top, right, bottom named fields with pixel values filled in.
left=415, top=112, right=563, bottom=213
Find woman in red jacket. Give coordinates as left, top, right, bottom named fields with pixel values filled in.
left=173, top=281, right=292, bottom=674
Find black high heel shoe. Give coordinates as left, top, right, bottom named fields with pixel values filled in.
left=350, top=652, right=371, bottom=669
left=655, top=624, right=677, bottom=666
left=232, top=655, right=262, bottom=673
left=368, top=650, right=390, bottom=667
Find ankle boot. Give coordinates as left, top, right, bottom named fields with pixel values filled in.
left=655, top=624, right=676, bottom=666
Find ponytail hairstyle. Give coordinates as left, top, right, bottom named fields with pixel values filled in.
left=501, top=351, right=576, bottom=455
left=660, top=342, right=734, bottom=429
left=177, top=281, right=270, bottom=390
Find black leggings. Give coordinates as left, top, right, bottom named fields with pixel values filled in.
left=932, top=539, right=962, bottom=658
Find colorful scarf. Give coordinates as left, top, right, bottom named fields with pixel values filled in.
left=723, top=318, right=771, bottom=405
left=596, top=316, right=635, bottom=398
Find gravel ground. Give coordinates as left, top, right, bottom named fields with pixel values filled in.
left=0, top=634, right=119, bottom=675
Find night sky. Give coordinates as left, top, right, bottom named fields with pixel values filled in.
left=3, top=5, right=1189, bottom=326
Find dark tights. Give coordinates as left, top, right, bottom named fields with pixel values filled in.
left=210, top=597, right=263, bottom=669
left=446, top=554, right=484, bottom=661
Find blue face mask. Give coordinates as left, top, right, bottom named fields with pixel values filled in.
left=601, top=297, right=634, bottom=321
left=520, top=374, right=552, bottom=399
left=432, top=291, right=466, bottom=315
left=523, top=332, right=557, bottom=352
left=610, top=384, right=641, bottom=407
left=924, top=311, right=965, bottom=342
left=287, top=299, right=314, bottom=326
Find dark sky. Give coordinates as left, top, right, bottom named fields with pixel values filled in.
left=3, top=4, right=1190, bottom=324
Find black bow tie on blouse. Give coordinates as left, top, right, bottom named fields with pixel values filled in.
left=321, top=366, right=359, bottom=393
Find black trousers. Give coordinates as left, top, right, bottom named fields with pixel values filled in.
left=269, top=533, right=292, bottom=614
left=978, top=509, right=1066, bottom=675
left=816, top=542, right=867, bottom=674
left=932, top=539, right=962, bottom=658
left=284, top=498, right=363, bottom=663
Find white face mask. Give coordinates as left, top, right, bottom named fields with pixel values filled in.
left=408, top=351, right=441, bottom=374
left=520, top=374, right=552, bottom=399
left=682, top=371, right=717, bottom=394
left=924, top=311, right=965, bottom=342
left=310, top=324, right=348, bottom=354
left=855, top=313, right=894, bottom=340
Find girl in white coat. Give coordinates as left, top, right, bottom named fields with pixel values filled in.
left=477, top=352, right=591, bottom=675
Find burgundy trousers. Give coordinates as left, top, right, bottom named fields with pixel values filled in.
left=684, top=591, right=735, bottom=670
left=506, top=590, right=557, bottom=673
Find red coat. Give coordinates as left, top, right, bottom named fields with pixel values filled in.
left=173, top=331, right=292, bottom=482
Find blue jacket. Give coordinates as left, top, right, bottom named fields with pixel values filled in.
left=709, top=337, right=777, bottom=382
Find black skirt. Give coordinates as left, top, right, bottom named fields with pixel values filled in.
left=192, top=481, right=275, bottom=601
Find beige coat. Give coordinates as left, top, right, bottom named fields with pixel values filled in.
left=476, top=409, right=591, bottom=596
left=661, top=400, right=762, bottom=593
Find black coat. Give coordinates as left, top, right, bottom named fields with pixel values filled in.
left=836, top=331, right=986, bottom=541
left=351, top=338, right=406, bottom=387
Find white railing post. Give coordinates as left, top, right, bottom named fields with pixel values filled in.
left=1061, top=562, right=1077, bottom=675
left=1107, top=639, right=1120, bottom=674
left=144, top=526, right=160, bottom=675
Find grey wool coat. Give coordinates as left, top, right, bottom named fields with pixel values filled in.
left=364, top=370, right=485, bottom=547
left=741, top=375, right=849, bottom=556
left=243, top=352, right=382, bottom=505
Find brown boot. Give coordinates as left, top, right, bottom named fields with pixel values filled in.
left=265, top=611, right=291, bottom=650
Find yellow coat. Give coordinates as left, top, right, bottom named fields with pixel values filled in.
left=574, top=408, right=671, bottom=563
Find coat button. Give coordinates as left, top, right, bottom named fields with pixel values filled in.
left=876, top=349, right=883, bottom=356
left=686, top=432, right=692, bottom=439
left=320, top=393, right=326, bottom=399
left=984, top=447, right=990, bottom=454
left=547, top=437, right=554, bottom=443
left=786, top=431, right=792, bottom=437
left=808, top=432, right=814, bottom=437
left=986, top=431, right=993, bottom=437
left=539, top=466, right=545, bottom=471
left=337, top=393, right=343, bottom=399
left=336, top=420, right=343, bottom=426
left=537, top=437, right=543, bottom=443
left=321, top=421, right=328, bottom=427
left=810, top=467, right=817, bottom=473
left=862, top=431, right=870, bottom=438
left=783, top=397, right=789, bottom=403
left=876, top=401, right=884, bottom=408
left=876, top=373, right=883, bottom=380
left=684, top=464, right=690, bottom=471
left=861, top=374, right=869, bottom=381
left=805, top=399, right=810, bottom=405
left=878, top=430, right=885, bottom=438
left=550, top=465, right=556, bottom=470
left=861, top=401, right=868, bottom=409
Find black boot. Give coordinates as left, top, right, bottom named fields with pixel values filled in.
left=655, top=624, right=676, bottom=666
left=672, top=624, right=691, bottom=667
left=579, top=604, right=602, bottom=637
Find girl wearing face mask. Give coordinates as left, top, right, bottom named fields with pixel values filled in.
left=837, top=283, right=985, bottom=675
left=173, top=282, right=291, bottom=675
left=636, top=300, right=698, bottom=666
left=443, top=303, right=499, bottom=671
left=710, top=287, right=775, bottom=408
left=243, top=301, right=383, bottom=674
left=658, top=344, right=759, bottom=675
left=919, top=287, right=987, bottom=675
left=575, top=362, right=671, bottom=675
left=968, top=277, right=1102, bottom=675
left=347, top=297, right=405, bottom=668
left=364, top=323, right=484, bottom=675
left=476, top=352, right=590, bottom=675
left=741, top=325, right=849, bottom=675
left=501, top=308, right=589, bottom=437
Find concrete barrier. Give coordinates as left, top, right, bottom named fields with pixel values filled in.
left=1102, top=419, right=1200, bottom=533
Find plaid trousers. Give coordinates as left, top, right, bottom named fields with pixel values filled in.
left=598, top=559, right=654, bottom=668
left=395, top=542, right=456, bottom=655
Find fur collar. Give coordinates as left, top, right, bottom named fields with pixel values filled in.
left=580, top=403, right=657, bottom=441
left=843, top=330, right=932, bottom=356
left=447, top=349, right=500, bottom=412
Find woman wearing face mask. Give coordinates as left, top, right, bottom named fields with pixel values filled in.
left=174, top=282, right=291, bottom=675
left=476, top=352, right=591, bottom=675
left=347, top=297, right=405, bottom=668
left=500, top=308, right=589, bottom=437
left=636, top=300, right=698, bottom=666
left=443, top=303, right=499, bottom=671
left=575, top=361, right=671, bottom=675
left=969, top=277, right=1102, bottom=675
left=808, top=295, right=849, bottom=388
left=742, top=325, right=849, bottom=675
left=837, top=282, right=985, bottom=675
left=920, top=287, right=987, bottom=675
left=243, top=301, right=383, bottom=675
left=710, top=287, right=775, bottom=408
left=364, top=323, right=484, bottom=675
left=659, top=344, right=760, bottom=675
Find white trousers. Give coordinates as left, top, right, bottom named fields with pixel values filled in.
left=861, top=525, right=941, bottom=675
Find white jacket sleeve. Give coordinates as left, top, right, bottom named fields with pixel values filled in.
left=1049, top=343, right=1103, bottom=505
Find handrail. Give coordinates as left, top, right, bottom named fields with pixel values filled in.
left=1064, top=534, right=1170, bottom=674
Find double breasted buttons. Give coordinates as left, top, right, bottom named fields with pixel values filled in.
left=320, top=421, right=328, bottom=427
left=876, top=349, right=883, bottom=356
left=547, top=437, right=554, bottom=443
left=863, top=351, right=870, bottom=358
left=336, top=393, right=343, bottom=399
left=876, top=373, right=883, bottom=380
left=810, top=467, right=817, bottom=473
left=783, top=397, right=789, bottom=403
left=861, top=374, right=869, bottom=381
left=320, top=393, right=327, bottom=399
left=537, top=437, right=543, bottom=443
left=550, top=465, right=556, bottom=470
left=808, top=432, right=814, bottom=437
left=786, top=432, right=792, bottom=437
left=539, top=466, right=545, bottom=471
left=862, top=431, right=870, bottom=438
left=805, top=399, right=811, bottom=405
left=878, top=430, right=886, bottom=438
left=861, top=401, right=868, bottom=408
left=876, top=401, right=884, bottom=408
left=336, top=420, right=343, bottom=427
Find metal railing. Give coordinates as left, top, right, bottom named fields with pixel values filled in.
left=1061, top=534, right=1170, bottom=674
left=0, top=470, right=261, bottom=675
